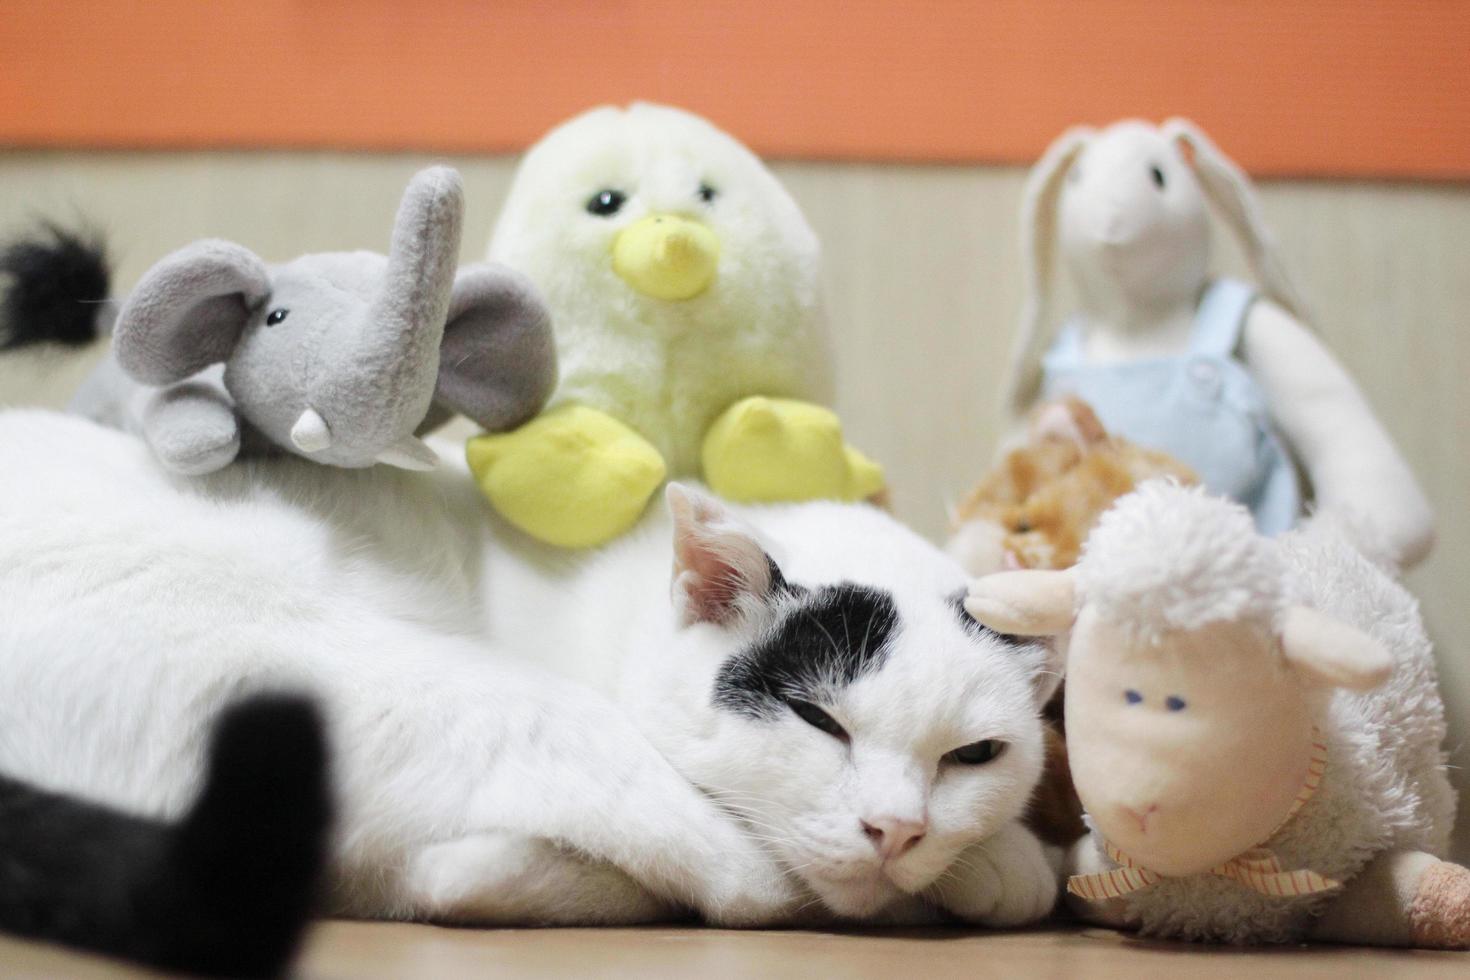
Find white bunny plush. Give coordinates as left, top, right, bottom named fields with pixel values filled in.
left=1003, top=118, right=1432, bottom=568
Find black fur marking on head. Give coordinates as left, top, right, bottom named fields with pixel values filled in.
left=0, top=223, right=110, bottom=351
left=713, top=583, right=899, bottom=718
left=949, top=589, right=1030, bottom=648
left=0, top=693, right=331, bottom=978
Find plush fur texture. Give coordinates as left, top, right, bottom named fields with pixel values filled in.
left=971, top=483, right=1457, bottom=944
left=948, top=397, right=1197, bottom=575
left=0, top=223, right=109, bottom=351
left=1107, top=506, right=1456, bottom=943
left=488, top=102, right=831, bottom=474
left=1076, top=480, right=1287, bottom=645
left=66, top=167, right=555, bottom=475
left=0, top=409, right=1059, bottom=929
left=0, top=694, right=330, bottom=977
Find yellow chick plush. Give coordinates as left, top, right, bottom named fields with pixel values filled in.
left=469, top=102, right=883, bottom=547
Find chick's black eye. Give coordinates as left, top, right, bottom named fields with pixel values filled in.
left=946, top=739, right=1006, bottom=765
left=1150, top=165, right=1166, bottom=189
left=787, top=699, right=847, bottom=741
left=697, top=182, right=718, bottom=203
left=265, top=308, right=289, bottom=326
left=586, top=189, right=626, bottom=216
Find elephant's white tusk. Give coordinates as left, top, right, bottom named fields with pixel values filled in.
left=376, top=434, right=438, bottom=472
left=291, top=408, right=333, bottom=453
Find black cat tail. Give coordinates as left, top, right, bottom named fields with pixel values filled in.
left=157, top=693, right=334, bottom=977
left=0, top=693, right=333, bottom=977
left=0, top=222, right=110, bottom=351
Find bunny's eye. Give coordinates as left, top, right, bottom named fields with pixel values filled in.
left=697, top=182, right=718, bottom=203
left=586, top=189, right=627, bottom=217
left=1165, top=695, right=1187, bottom=712
left=265, top=309, right=289, bottom=326
left=1124, top=689, right=1144, bottom=705
left=1150, top=165, right=1167, bottom=189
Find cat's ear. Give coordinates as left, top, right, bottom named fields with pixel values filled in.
left=667, top=483, right=782, bottom=628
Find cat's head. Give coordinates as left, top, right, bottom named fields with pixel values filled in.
left=640, top=485, right=1060, bottom=919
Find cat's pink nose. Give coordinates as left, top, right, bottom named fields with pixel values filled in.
left=861, top=816, right=928, bottom=861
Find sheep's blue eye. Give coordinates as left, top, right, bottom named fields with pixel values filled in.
left=1124, top=689, right=1143, bottom=705
left=1165, top=695, right=1187, bottom=712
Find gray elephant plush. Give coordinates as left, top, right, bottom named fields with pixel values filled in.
left=100, top=166, right=556, bottom=475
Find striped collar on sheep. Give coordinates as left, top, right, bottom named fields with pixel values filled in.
left=966, top=481, right=1392, bottom=878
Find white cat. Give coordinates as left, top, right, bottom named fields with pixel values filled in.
left=0, top=410, right=1059, bottom=927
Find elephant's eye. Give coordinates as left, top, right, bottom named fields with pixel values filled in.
left=265, top=308, right=289, bottom=326
left=697, top=182, right=718, bottom=203
left=1150, top=164, right=1167, bottom=189
left=586, top=189, right=626, bottom=217
left=945, top=739, right=1007, bottom=765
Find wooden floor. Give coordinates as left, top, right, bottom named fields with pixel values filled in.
left=1, top=922, right=1465, bottom=979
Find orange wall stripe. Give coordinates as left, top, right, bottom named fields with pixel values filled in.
left=1, top=1, right=1467, bottom=178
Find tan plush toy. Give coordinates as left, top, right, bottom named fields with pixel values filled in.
left=948, top=397, right=1197, bottom=577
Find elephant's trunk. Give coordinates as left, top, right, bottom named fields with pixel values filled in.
left=306, top=166, right=464, bottom=469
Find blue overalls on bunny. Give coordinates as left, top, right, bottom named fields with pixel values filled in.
left=1041, top=278, right=1301, bottom=535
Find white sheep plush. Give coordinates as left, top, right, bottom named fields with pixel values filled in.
left=966, top=481, right=1469, bottom=947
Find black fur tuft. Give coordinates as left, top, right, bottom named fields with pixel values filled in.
left=0, top=693, right=332, bottom=977
left=0, top=222, right=110, bottom=351
left=713, top=584, right=899, bottom=718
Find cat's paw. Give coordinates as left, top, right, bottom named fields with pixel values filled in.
left=693, top=841, right=803, bottom=927
left=933, top=821, right=1059, bottom=927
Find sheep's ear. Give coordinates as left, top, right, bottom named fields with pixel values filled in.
left=1162, top=118, right=1309, bottom=323
left=965, top=570, right=1078, bottom=636
left=1278, top=605, right=1392, bottom=691
left=1003, top=127, right=1094, bottom=419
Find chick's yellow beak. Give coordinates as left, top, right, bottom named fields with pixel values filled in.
left=611, top=213, right=720, bottom=300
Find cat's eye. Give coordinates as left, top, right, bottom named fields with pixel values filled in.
left=945, top=739, right=1006, bottom=765
left=1165, top=695, right=1187, bottom=712
left=265, top=308, right=289, bottom=326
left=1124, top=689, right=1143, bottom=705
left=697, top=182, right=718, bottom=203
left=1014, top=519, right=1033, bottom=533
left=787, top=699, right=848, bottom=741
left=586, top=189, right=627, bottom=216
left=1149, top=165, right=1166, bottom=189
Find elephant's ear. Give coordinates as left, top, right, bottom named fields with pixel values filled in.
left=114, top=239, right=271, bottom=386
left=430, top=262, right=557, bottom=433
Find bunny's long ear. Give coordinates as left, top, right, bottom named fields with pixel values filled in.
left=1163, top=118, right=1310, bottom=322
left=1002, top=127, right=1094, bottom=419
